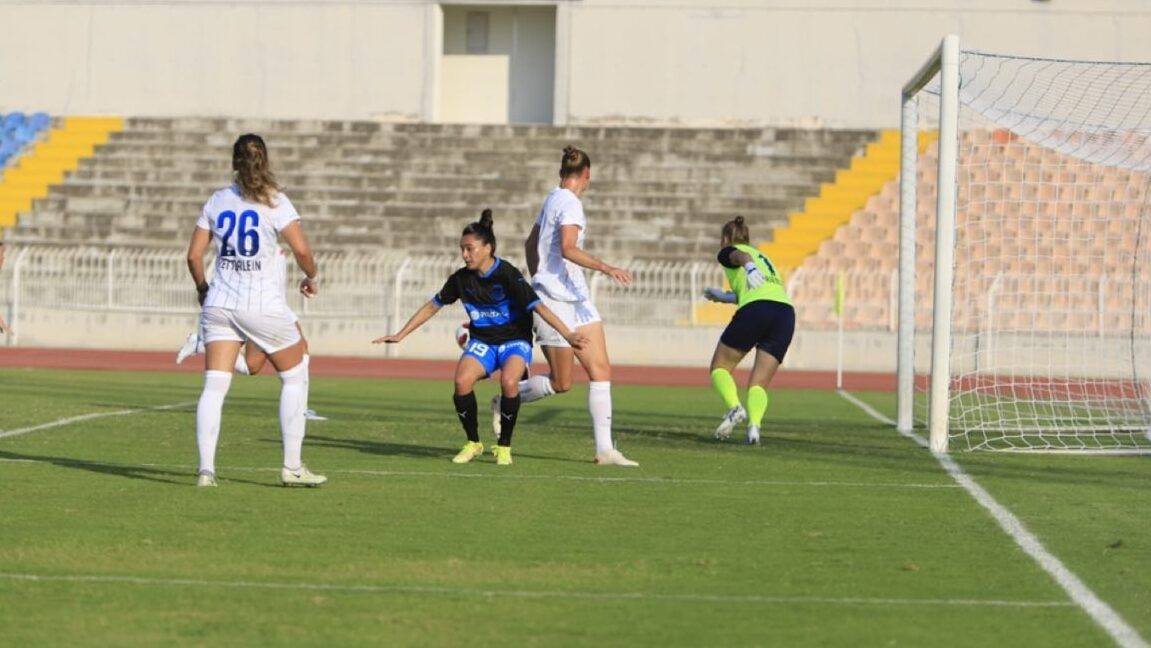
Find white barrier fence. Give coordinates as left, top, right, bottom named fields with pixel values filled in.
left=0, top=245, right=743, bottom=344
left=2, top=245, right=1136, bottom=345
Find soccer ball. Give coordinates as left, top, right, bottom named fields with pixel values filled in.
left=455, top=322, right=471, bottom=349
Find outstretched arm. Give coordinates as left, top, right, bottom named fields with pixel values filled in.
left=372, top=300, right=442, bottom=344
left=559, top=224, right=632, bottom=285
left=532, top=303, right=589, bottom=349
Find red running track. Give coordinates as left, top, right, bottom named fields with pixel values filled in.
left=0, top=347, right=897, bottom=391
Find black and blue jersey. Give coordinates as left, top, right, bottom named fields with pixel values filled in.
left=433, top=258, right=542, bottom=345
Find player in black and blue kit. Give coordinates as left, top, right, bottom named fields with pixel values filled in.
left=373, top=209, right=587, bottom=465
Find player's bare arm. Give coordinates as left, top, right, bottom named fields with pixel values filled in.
left=281, top=221, right=318, bottom=298
left=524, top=223, right=541, bottom=276
left=186, top=226, right=212, bottom=305
left=372, top=300, right=442, bottom=344
left=559, top=223, right=632, bottom=285
left=533, top=303, right=589, bottom=349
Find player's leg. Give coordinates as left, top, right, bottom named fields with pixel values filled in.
left=744, top=350, right=781, bottom=445
left=176, top=329, right=206, bottom=364
left=743, top=304, right=795, bottom=445
left=518, top=298, right=577, bottom=401
left=492, top=342, right=531, bottom=465
left=239, top=342, right=266, bottom=375
left=492, top=298, right=575, bottom=437
left=195, top=309, right=244, bottom=486
left=256, top=313, right=324, bottom=486
left=710, top=340, right=750, bottom=440
left=452, top=348, right=491, bottom=464
left=711, top=304, right=773, bottom=440
left=572, top=318, right=637, bottom=466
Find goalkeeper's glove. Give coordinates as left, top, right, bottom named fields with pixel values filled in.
left=703, top=287, right=737, bottom=304
left=743, top=262, right=765, bottom=289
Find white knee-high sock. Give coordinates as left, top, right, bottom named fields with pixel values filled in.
left=279, top=358, right=309, bottom=470
left=588, top=381, right=614, bottom=453
left=518, top=374, right=557, bottom=404
left=233, top=354, right=250, bottom=375
left=196, top=370, right=233, bottom=474
left=301, top=354, right=311, bottom=410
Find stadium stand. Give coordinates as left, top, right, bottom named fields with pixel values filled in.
left=788, top=131, right=1151, bottom=332
left=0, top=118, right=877, bottom=260
left=0, top=116, right=122, bottom=230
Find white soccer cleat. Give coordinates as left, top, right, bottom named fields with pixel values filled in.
left=303, top=409, right=328, bottom=421
left=714, top=405, right=747, bottom=440
left=594, top=449, right=639, bottom=467
left=281, top=464, right=327, bottom=487
left=490, top=394, right=502, bottom=439
left=747, top=424, right=760, bottom=445
left=176, top=332, right=202, bottom=365
left=196, top=470, right=217, bottom=487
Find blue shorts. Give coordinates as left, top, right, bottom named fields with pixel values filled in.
left=719, top=300, right=796, bottom=363
left=462, top=338, right=533, bottom=376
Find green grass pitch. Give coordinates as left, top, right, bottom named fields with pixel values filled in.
left=0, top=367, right=1148, bottom=646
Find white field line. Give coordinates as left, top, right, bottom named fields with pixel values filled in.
left=0, top=572, right=1071, bottom=609
left=838, top=390, right=1150, bottom=648
left=0, top=402, right=196, bottom=440
left=0, top=457, right=958, bottom=490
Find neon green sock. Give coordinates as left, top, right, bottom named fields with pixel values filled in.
left=710, top=368, right=742, bottom=410
left=748, top=386, right=769, bottom=426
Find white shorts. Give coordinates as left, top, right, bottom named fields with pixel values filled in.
left=533, top=294, right=602, bottom=348
left=200, top=307, right=302, bottom=355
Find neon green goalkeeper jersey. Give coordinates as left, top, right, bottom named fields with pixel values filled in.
left=722, top=243, right=792, bottom=308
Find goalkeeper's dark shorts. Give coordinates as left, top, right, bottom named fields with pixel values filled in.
left=719, top=300, right=795, bottom=363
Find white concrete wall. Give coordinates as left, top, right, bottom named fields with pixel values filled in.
left=562, top=0, right=1151, bottom=127
left=1, top=0, right=1149, bottom=128
left=440, top=55, right=510, bottom=123
left=442, top=4, right=555, bottom=123
left=0, top=2, right=428, bottom=121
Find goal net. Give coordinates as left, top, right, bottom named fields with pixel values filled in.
left=897, top=36, right=1151, bottom=452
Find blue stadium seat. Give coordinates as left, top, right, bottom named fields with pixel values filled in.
left=28, top=112, right=51, bottom=131
left=2, top=112, right=25, bottom=132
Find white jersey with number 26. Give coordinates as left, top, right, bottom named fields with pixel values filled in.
left=196, top=185, right=300, bottom=313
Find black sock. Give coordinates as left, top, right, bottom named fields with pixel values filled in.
left=453, top=392, right=479, bottom=442
left=498, top=393, right=521, bottom=447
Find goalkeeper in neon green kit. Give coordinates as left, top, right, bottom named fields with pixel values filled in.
left=702, top=216, right=795, bottom=444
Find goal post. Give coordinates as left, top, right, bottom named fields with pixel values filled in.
left=897, top=34, right=1151, bottom=453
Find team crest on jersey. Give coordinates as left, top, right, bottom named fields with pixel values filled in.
left=489, top=285, right=506, bottom=302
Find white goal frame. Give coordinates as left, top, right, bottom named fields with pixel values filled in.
left=897, top=34, right=960, bottom=454
left=897, top=34, right=1151, bottom=454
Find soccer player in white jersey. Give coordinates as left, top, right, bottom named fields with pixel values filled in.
left=175, top=249, right=326, bottom=420
left=493, top=146, right=639, bottom=466
left=185, top=133, right=325, bottom=487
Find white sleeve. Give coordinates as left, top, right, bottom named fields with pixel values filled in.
left=558, top=197, right=586, bottom=230
left=271, top=193, right=301, bottom=232
left=196, top=198, right=213, bottom=230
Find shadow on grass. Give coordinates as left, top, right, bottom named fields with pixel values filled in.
left=0, top=449, right=186, bottom=486
left=300, top=434, right=589, bottom=465
left=296, top=434, right=449, bottom=460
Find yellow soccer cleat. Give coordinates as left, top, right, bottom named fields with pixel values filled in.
left=492, top=445, right=513, bottom=466
left=452, top=441, right=484, bottom=464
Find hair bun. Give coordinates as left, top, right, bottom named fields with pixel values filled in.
left=479, top=208, right=494, bottom=229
